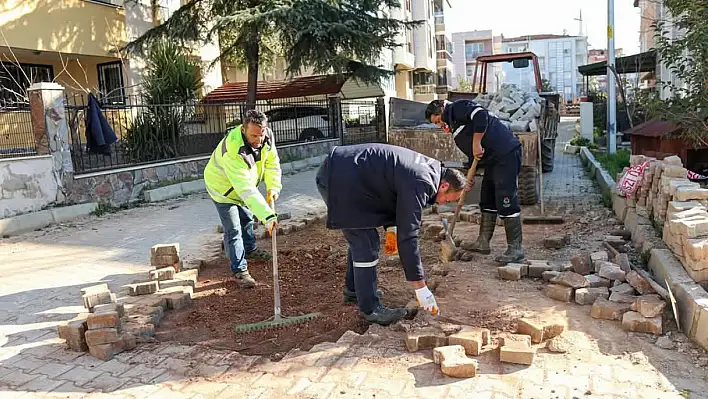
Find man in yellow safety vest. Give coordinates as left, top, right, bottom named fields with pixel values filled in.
left=204, top=109, right=282, bottom=288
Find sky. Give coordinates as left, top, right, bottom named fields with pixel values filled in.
left=445, top=0, right=641, bottom=54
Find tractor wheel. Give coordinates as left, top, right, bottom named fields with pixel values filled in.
left=518, top=166, right=540, bottom=205
left=541, top=138, right=556, bottom=173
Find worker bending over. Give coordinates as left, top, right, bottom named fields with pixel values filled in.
left=204, top=110, right=282, bottom=288
left=425, top=99, right=525, bottom=264
left=315, top=143, right=467, bottom=326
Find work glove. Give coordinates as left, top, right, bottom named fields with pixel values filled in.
left=266, top=189, right=279, bottom=204
left=265, top=217, right=279, bottom=237
left=383, top=226, right=398, bottom=255
left=415, top=286, right=439, bottom=315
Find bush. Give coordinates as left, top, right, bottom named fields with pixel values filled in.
left=123, top=108, right=185, bottom=162
left=595, top=148, right=631, bottom=178
left=569, top=135, right=598, bottom=149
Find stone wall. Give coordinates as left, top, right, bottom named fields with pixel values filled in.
left=389, top=127, right=467, bottom=163
left=278, top=139, right=338, bottom=163
left=0, top=155, right=59, bottom=218
left=66, top=157, right=209, bottom=206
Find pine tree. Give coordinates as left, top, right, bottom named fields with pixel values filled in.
left=125, top=0, right=415, bottom=108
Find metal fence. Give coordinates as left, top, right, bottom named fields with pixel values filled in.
left=65, top=94, right=378, bottom=174
left=0, top=101, right=37, bottom=158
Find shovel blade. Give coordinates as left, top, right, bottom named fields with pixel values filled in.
left=440, top=240, right=457, bottom=263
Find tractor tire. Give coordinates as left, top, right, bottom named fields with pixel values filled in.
left=518, top=166, right=540, bottom=205
left=541, top=138, right=556, bottom=173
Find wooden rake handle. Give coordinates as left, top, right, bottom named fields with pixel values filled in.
left=448, top=157, right=480, bottom=238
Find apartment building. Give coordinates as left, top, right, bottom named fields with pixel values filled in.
left=634, top=0, right=661, bottom=89
left=587, top=48, right=625, bottom=92
left=501, top=34, right=588, bottom=102
left=432, top=0, right=453, bottom=100
left=0, top=0, right=223, bottom=105
left=450, top=30, right=502, bottom=93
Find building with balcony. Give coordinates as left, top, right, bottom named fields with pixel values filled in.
left=433, top=0, right=453, bottom=100
left=501, top=34, right=588, bottom=103
left=451, top=30, right=501, bottom=93
left=587, top=48, right=626, bottom=92
left=634, top=0, right=661, bottom=89
left=410, top=0, right=437, bottom=102
left=0, top=0, right=223, bottom=105
left=391, top=0, right=416, bottom=100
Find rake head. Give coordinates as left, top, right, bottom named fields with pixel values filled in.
left=234, top=313, right=321, bottom=334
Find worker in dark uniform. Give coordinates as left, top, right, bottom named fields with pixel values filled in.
left=315, top=143, right=467, bottom=326
left=425, top=99, right=525, bottom=264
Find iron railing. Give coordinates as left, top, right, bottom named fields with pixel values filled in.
left=341, top=100, right=385, bottom=145
left=0, top=100, right=37, bottom=158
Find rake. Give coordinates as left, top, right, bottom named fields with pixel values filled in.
left=235, top=202, right=321, bottom=333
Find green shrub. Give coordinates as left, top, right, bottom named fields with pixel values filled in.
left=123, top=108, right=185, bottom=162
left=569, top=136, right=598, bottom=149
left=595, top=148, right=631, bottom=178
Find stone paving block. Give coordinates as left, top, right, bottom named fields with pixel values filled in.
left=83, top=371, right=129, bottom=392
left=516, top=316, right=566, bottom=344
left=80, top=284, right=109, bottom=295
left=82, top=290, right=113, bottom=309
left=432, top=345, right=466, bottom=365
left=528, top=262, right=553, bottom=278
left=404, top=328, right=448, bottom=352
left=159, top=278, right=194, bottom=290
left=87, top=311, right=120, bottom=330
left=498, top=263, right=528, bottom=280
left=610, top=283, right=636, bottom=296
left=550, top=271, right=588, bottom=288
left=31, top=361, right=75, bottom=379
left=85, top=328, right=120, bottom=346
left=575, top=287, right=610, bottom=306
left=499, top=334, right=535, bottom=365
left=598, top=263, right=626, bottom=282
left=448, top=327, right=489, bottom=356
left=150, top=266, right=176, bottom=281
left=163, top=292, right=192, bottom=310
left=134, top=295, right=168, bottom=310
left=151, top=254, right=181, bottom=267
left=543, top=284, right=574, bottom=302
left=126, top=281, right=159, bottom=296
left=174, top=269, right=199, bottom=284
left=441, top=357, right=478, bottom=378
left=622, top=311, right=663, bottom=335
left=571, top=254, right=592, bottom=275
left=543, top=235, right=570, bottom=249
left=585, top=274, right=612, bottom=288
left=56, top=365, right=103, bottom=386
left=630, top=295, right=666, bottom=318
left=92, top=303, right=125, bottom=317
left=609, top=292, right=639, bottom=304
left=151, top=243, right=180, bottom=257
left=590, top=251, right=609, bottom=264
left=591, top=297, right=631, bottom=320
left=18, top=373, right=64, bottom=393
left=542, top=271, right=560, bottom=282
left=625, top=271, right=656, bottom=295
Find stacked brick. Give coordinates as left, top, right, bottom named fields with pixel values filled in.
left=665, top=202, right=708, bottom=284
left=57, top=243, right=201, bottom=361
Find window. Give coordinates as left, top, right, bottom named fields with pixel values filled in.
left=466, top=64, right=476, bottom=79
left=0, top=62, right=54, bottom=106
left=548, top=57, right=557, bottom=72
left=465, top=42, right=485, bottom=59
left=408, top=71, right=413, bottom=88
left=97, top=62, right=126, bottom=105
left=564, top=56, right=572, bottom=71
left=538, top=57, right=545, bottom=71
left=427, top=27, right=433, bottom=58
left=564, top=71, right=572, bottom=85
left=405, top=0, right=411, bottom=12
left=413, top=71, right=434, bottom=86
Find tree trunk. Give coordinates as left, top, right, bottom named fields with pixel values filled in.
left=245, top=26, right=260, bottom=111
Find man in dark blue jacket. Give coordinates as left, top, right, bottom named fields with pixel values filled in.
left=425, top=99, right=525, bottom=264
left=315, top=144, right=467, bottom=326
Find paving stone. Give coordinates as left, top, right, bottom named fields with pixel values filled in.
left=441, top=357, right=478, bottom=378
left=622, top=311, right=663, bottom=335
left=543, top=235, right=570, bottom=249
left=575, top=287, right=610, bottom=305
left=432, top=345, right=466, bottom=365
left=92, top=303, right=125, bottom=317
left=87, top=311, right=120, bottom=330
left=528, top=262, right=553, bottom=278
left=11, top=355, right=48, bottom=372
left=591, top=297, right=631, bottom=320
left=404, top=328, right=448, bottom=352
left=630, top=295, right=666, bottom=318
left=150, top=266, right=176, bottom=281
left=586, top=274, right=612, bottom=288
left=82, top=290, right=113, bottom=310
left=550, top=271, right=588, bottom=288
left=625, top=270, right=656, bottom=295
left=159, top=278, right=195, bottom=290
left=610, top=283, right=636, bottom=295
left=81, top=284, right=109, bottom=295
left=120, top=363, right=169, bottom=384
left=31, top=361, right=75, bottom=379
left=590, top=251, right=609, bottom=264
left=127, top=281, right=159, bottom=296
left=498, top=263, right=527, bottom=280
left=151, top=243, right=180, bottom=257
left=83, top=371, right=128, bottom=392
left=542, top=270, right=560, bottom=282
left=56, top=366, right=103, bottom=386
left=163, top=292, right=192, bottom=310
left=598, top=263, right=626, bottom=282
left=571, top=254, right=592, bottom=275
left=609, top=292, right=639, bottom=304
left=95, top=359, right=135, bottom=376
left=543, top=284, right=574, bottom=302
left=547, top=334, right=574, bottom=353
left=617, top=253, right=632, bottom=273
left=448, top=327, right=489, bottom=356
left=2, top=370, right=39, bottom=387
left=516, top=316, right=566, bottom=344
left=499, top=334, right=535, bottom=365
left=85, top=328, right=120, bottom=346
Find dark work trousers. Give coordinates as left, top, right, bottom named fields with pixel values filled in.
left=316, top=159, right=381, bottom=315
left=479, top=146, right=522, bottom=218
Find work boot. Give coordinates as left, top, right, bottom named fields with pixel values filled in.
left=495, top=216, right=525, bottom=264
left=234, top=271, right=256, bottom=288
left=343, top=289, right=383, bottom=305
left=461, top=212, right=497, bottom=254
left=246, top=248, right=272, bottom=261
left=362, top=306, right=408, bottom=326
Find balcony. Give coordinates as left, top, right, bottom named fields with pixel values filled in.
left=0, top=1, right=128, bottom=57
left=394, top=45, right=415, bottom=70
left=413, top=84, right=436, bottom=95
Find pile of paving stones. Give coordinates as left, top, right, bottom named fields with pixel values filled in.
left=498, top=245, right=667, bottom=336
left=56, top=243, right=200, bottom=361
left=620, top=154, right=708, bottom=284
left=474, top=84, right=547, bottom=132
left=404, top=314, right=567, bottom=376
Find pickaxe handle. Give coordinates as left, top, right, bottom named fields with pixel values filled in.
left=448, top=157, right=480, bottom=238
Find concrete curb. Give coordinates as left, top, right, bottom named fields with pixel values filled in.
left=142, top=155, right=328, bottom=203
left=0, top=202, right=98, bottom=237
left=579, top=146, right=708, bottom=350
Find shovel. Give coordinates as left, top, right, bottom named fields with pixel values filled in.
left=440, top=218, right=457, bottom=263
left=439, top=157, right=480, bottom=262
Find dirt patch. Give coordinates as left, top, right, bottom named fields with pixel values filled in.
left=155, top=222, right=420, bottom=359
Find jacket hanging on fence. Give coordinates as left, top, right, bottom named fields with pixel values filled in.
left=85, top=93, right=117, bottom=155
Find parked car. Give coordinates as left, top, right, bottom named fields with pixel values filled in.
left=262, top=105, right=347, bottom=143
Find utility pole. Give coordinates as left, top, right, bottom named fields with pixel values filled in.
left=607, top=0, right=617, bottom=154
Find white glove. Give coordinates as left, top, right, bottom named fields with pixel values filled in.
left=415, top=286, right=439, bottom=315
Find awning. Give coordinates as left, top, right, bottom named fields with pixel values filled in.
left=203, top=74, right=385, bottom=104
left=578, top=50, right=657, bottom=76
